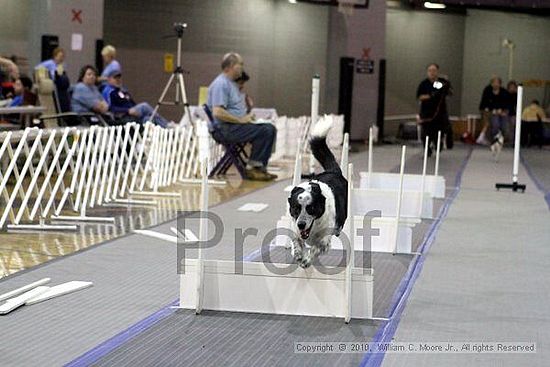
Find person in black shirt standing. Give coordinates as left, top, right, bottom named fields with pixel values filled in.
left=416, top=63, right=453, bottom=156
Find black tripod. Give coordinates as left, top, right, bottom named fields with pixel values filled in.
left=150, top=23, right=193, bottom=125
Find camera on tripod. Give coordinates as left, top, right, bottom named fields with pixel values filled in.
left=174, top=22, right=187, bottom=37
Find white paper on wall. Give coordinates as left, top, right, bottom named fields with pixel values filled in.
left=71, top=33, right=83, bottom=51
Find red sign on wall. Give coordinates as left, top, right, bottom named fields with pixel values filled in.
left=71, top=9, right=82, bottom=24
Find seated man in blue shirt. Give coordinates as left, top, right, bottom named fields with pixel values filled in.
left=207, top=53, right=277, bottom=181
left=102, top=69, right=169, bottom=128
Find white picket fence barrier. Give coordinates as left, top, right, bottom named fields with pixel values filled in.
left=0, top=119, right=224, bottom=232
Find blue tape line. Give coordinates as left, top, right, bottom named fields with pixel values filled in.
left=359, top=147, right=473, bottom=367
left=520, top=154, right=550, bottom=211
left=64, top=299, right=179, bottom=367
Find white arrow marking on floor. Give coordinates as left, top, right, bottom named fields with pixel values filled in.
left=134, top=228, right=198, bottom=244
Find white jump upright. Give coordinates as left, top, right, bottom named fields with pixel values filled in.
left=435, top=130, right=441, bottom=176
left=360, top=132, right=446, bottom=199
left=340, top=133, right=349, bottom=179
left=308, top=75, right=320, bottom=174
left=177, top=162, right=374, bottom=322
left=393, top=146, right=406, bottom=254
left=495, top=85, right=526, bottom=192
left=330, top=145, right=421, bottom=254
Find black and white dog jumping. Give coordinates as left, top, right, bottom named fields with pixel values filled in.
left=287, top=118, right=348, bottom=268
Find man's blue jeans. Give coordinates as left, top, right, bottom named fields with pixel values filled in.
left=218, top=122, right=276, bottom=167
left=134, top=102, right=169, bottom=128
left=491, top=113, right=508, bottom=139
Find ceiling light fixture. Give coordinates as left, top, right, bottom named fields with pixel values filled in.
left=424, top=2, right=446, bottom=9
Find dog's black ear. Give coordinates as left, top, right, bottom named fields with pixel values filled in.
left=288, top=186, right=304, bottom=219
left=290, top=186, right=303, bottom=196
left=307, top=182, right=326, bottom=218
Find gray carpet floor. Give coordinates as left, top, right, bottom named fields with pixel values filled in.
left=522, top=148, right=550, bottom=206
left=382, top=147, right=550, bottom=367
left=0, top=144, right=469, bottom=367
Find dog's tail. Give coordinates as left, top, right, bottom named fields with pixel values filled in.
left=310, top=117, right=341, bottom=174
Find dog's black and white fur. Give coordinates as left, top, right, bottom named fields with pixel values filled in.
left=287, top=119, right=348, bottom=268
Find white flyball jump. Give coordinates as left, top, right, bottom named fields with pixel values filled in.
left=279, top=131, right=423, bottom=254
left=328, top=145, right=420, bottom=254
left=177, top=162, right=374, bottom=322
left=361, top=128, right=446, bottom=199
left=353, top=133, right=434, bottom=221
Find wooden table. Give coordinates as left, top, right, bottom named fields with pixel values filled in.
left=0, top=106, right=46, bottom=129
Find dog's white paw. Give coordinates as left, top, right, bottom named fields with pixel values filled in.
left=299, top=255, right=313, bottom=268
left=291, top=238, right=304, bottom=262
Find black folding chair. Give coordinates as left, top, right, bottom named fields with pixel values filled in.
left=202, top=104, right=248, bottom=179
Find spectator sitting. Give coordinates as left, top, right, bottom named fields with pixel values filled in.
left=71, top=65, right=109, bottom=115
left=9, top=76, right=36, bottom=107
left=207, top=52, right=277, bottom=181
left=99, top=45, right=122, bottom=86
left=0, top=75, right=37, bottom=125
left=0, top=56, right=19, bottom=82
left=101, top=70, right=170, bottom=128
left=235, top=71, right=254, bottom=113
left=0, top=56, right=19, bottom=100
left=35, top=47, right=66, bottom=79
left=521, top=100, right=546, bottom=148
left=35, top=47, right=71, bottom=112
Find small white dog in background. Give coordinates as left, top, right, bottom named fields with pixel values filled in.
left=490, top=131, right=504, bottom=162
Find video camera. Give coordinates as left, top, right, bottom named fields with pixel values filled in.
left=174, top=22, right=187, bottom=37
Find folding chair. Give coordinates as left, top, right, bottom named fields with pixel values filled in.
left=202, top=104, right=248, bottom=179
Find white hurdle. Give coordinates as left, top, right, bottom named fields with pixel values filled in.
left=360, top=131, right=446, bottom=199
left=177, top=162, right=374, bottom=322
left=330, top=146, right=420, bottom=254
